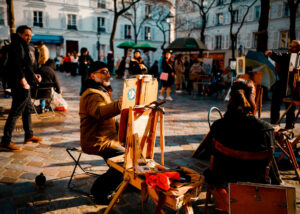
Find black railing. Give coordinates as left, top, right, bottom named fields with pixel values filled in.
left=67, top=25, right=77, bottom=30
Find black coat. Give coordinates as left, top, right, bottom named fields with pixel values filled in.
left=33, top=65, right=61, bottom=98
left=161, top=59, right=174, bottom=87
left=6, top=34, right=38, bottom=89
left=205, top=115, right=274, bottom=185
left=129, top=58, right=145, bottom=75
left=269, top=52, right=290, bottom=89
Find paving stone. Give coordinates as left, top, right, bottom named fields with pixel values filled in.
left=20, top=172, right=38, bottom=180
left=0, top=176, right=18, bottom=184
left=3, top=169, right=23, bottom=178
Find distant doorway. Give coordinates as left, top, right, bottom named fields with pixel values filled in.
left=66, top=40, right=78, bottom=55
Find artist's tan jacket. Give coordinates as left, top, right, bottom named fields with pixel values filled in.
left=79, top=88, right=121, bottom=155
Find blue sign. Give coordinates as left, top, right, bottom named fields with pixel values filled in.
left=127, top=88, right=136, bottom=101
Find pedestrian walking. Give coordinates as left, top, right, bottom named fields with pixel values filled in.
left=174, top=54, right=185, bottom=93
left=158, top=51, right=175, bottom=101
left=79, top=47, right=93, bottom=95
left=37, top=41, right=49, bottom=68
left=0, top=25, right=43, bottom=151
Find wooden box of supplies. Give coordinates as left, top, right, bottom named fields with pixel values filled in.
left=229, top=182, right=296, bottom=214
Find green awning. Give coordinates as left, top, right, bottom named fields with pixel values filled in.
left=31, top=34, right=64, bottom=44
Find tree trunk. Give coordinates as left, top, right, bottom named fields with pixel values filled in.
left=6, top=0, right=15, bottom=38
left=161, top=32, right=166, bottom=50
left=289, top=4, right=296, bottom=41
left=109, top=14, right=119, bottom=55
left=256, top=0, right=270, bottom=52
left=200, top=17, right=206, bottom=43
left=231, top=35, right=236, bottom=59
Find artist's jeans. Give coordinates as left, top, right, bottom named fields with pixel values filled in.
left=1, top=88, right=33, bottom=145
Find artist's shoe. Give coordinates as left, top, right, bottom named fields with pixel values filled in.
left=24, top=136, right=43, bottom=144
left=158, top=95, right=164, bottom=100
left=166, top=96, right=173, bottom=101
left=0, top=142, right=22, bottom=151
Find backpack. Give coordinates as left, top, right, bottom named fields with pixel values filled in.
left=0, top=43, right=11, bottom=88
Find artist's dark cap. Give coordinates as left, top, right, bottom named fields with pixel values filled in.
left=89, top=61, right=108, bottom=75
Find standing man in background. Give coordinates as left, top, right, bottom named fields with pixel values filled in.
left=265, top=40, right=300, bottom=129
left=37, top=41, right=49, bottom=68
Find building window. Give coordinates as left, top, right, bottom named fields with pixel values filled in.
left=144, top=27, right=151, bottom=40
left=233, top=10, right=238, bottom=23
left=280, top=30, right=290, bottom=49
left=33, top=11, right=43, bottom=27
left=216, top=0, right=224, bottom=6
left=217, top=13, right=223, bottom=25
left=253, top=32, right=258, bottom=48
left=124, top=25, right=131, bottom=39
left=145, top=4, right=151, bottom=18
left=67, top=14, right=77, bottom=30
left=216, top=35, right=222, bottom=49
left=97, top=17, right=105, bottom=33
left=255, top=6, right=260, bottom=20
left=97, top=0, right=106, bottom=9
left=284, top=3, right=290, bottom=17
left=0, top=8, right=4, bottom=25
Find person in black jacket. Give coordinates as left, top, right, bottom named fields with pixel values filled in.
left=158, top=51, right=175, bottom=101
left=0, top=25, right=43, bottom=151
left=129, top=50, right=147, bottom=75
left=79, top=47, right=93, bottom=95
left=204, top=79, right=280, bottom=212
left=35, top=59, right=61, bottom=112
left=265, top=40, right=300, bottom=129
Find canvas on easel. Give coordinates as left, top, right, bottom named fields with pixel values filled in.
left=121, top=75, right=158, bottom=109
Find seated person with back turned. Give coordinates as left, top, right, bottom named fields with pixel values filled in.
left=204, top=79, right=281, bottom=212
left=79, top=61, right=124, bottom=203
left=34, top=59, right=61, bottom=112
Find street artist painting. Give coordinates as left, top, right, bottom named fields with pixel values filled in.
left=79, top=61, right=124, bottom=204
left=204, top=79, right=281, bottom=211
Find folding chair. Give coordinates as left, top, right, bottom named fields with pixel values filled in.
left=66, top=147, right=100, bottom=193
left=104, top=104, right=204, bottom=214
left=204, top=139, right=274, bottom=214
left=31, top=82, right=56, bottom=119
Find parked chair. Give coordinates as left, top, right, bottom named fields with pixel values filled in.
left=31, top=82, right=56, bottom=119
left=204, top=139, right=274, bottom=214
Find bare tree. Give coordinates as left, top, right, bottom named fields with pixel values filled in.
left=228, top=0, right=258, bottom=58
left=189, top=0, right=216, bottom=43
left=287, top=0, right=300, bottom=41
left=6, top=0, right=15, bottom=38
left=122, top=2, right=149, bottom=43
left=110, top=0, right=141, bottom=54
left=256, top=0, right=270, bottom=52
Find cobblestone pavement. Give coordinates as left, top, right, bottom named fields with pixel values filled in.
left=0, top=72, right=299, bottom=214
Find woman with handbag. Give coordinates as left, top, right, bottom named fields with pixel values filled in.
left=159, top=51, right=175, bottom=101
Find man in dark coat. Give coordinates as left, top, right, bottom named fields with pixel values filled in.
left=0, top=25, right=43, bottom=151
left=79, top=47, right=93, bottom=95
left=265, top=40, right=300, bottom=129
left=34, top=59, right=61, bottom=112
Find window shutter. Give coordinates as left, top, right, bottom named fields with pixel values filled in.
left=59, top=13, right=66, bottom=29
left=225, top=34, right=229, bottom=49
left=246, top=33, right=251, bottom=48
left=277, top=4, right=282, bottom=18
left=151, top=28, right=155, bottom=41
left=141, top=26, right=145, bottom=41
left=105, top=17, right=110, bottom=33
left=78, top=15, right=82, bottom=30
left=93, top=17, right=97, bottom=32
left=273, top=32, right=279, bottom=49
left=222, top=35, right=225, bottom=49
left=120, top=24, right=124, bottom=39
left=24, top=10, right=31, bottom=26
left=45, top=12, right=49, bottom=28
left=247, top=7, right=253, bottom=21
left=238, top=8, right=243, bottom=22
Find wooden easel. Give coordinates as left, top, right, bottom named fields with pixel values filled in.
left=104, top=75, right=204, bottom=213
left=274, top=98, right=300, bottom=183
left=105, top=105, right=204, bottom=214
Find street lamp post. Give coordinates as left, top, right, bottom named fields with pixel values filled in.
left=97, top=32, right=101, bottom=61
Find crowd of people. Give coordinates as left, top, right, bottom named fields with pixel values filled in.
left=0, top=24, right=299, bottom=212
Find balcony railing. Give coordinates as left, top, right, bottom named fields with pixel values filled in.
left=67, top=25, right=77, bottom=30
left=0, top=19, right=4, bottom=25
left=33, top=22, right=43, bottom=27
left=97, top=3, right=105, bottom=9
